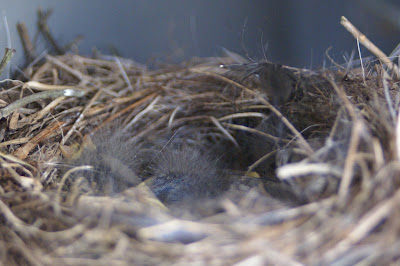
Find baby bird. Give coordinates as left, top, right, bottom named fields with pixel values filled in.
left=61, top=128, right=145, bottom=195
left=148, top=145, right=231, bottom=205
left=61, top=128, right=231, bottom=205
left=222, top=61, right=297, bottom=105
left=240, top=118, right=305, bottom=204
left=244, top=62, right=296, bottom=105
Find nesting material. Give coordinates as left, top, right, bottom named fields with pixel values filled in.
left=0, top=21, right=400, bottom=264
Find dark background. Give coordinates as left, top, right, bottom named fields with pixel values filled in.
left=0, top=0, right=399, bottom=78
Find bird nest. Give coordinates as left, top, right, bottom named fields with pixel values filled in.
left=1, top=16, right=400, bottom=266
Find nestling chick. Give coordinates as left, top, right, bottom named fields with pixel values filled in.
left=61, top=128, right=145, bottom=195
left=148, top=146, right=231, bottom=205
left=244, top=62, right=297, bottom=105
left=241, top=118, right=305, bottom=204
left=222, top=61, right=298, bottom=105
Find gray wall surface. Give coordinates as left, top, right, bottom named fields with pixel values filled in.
left=0, top=0, right=399, bottom=79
